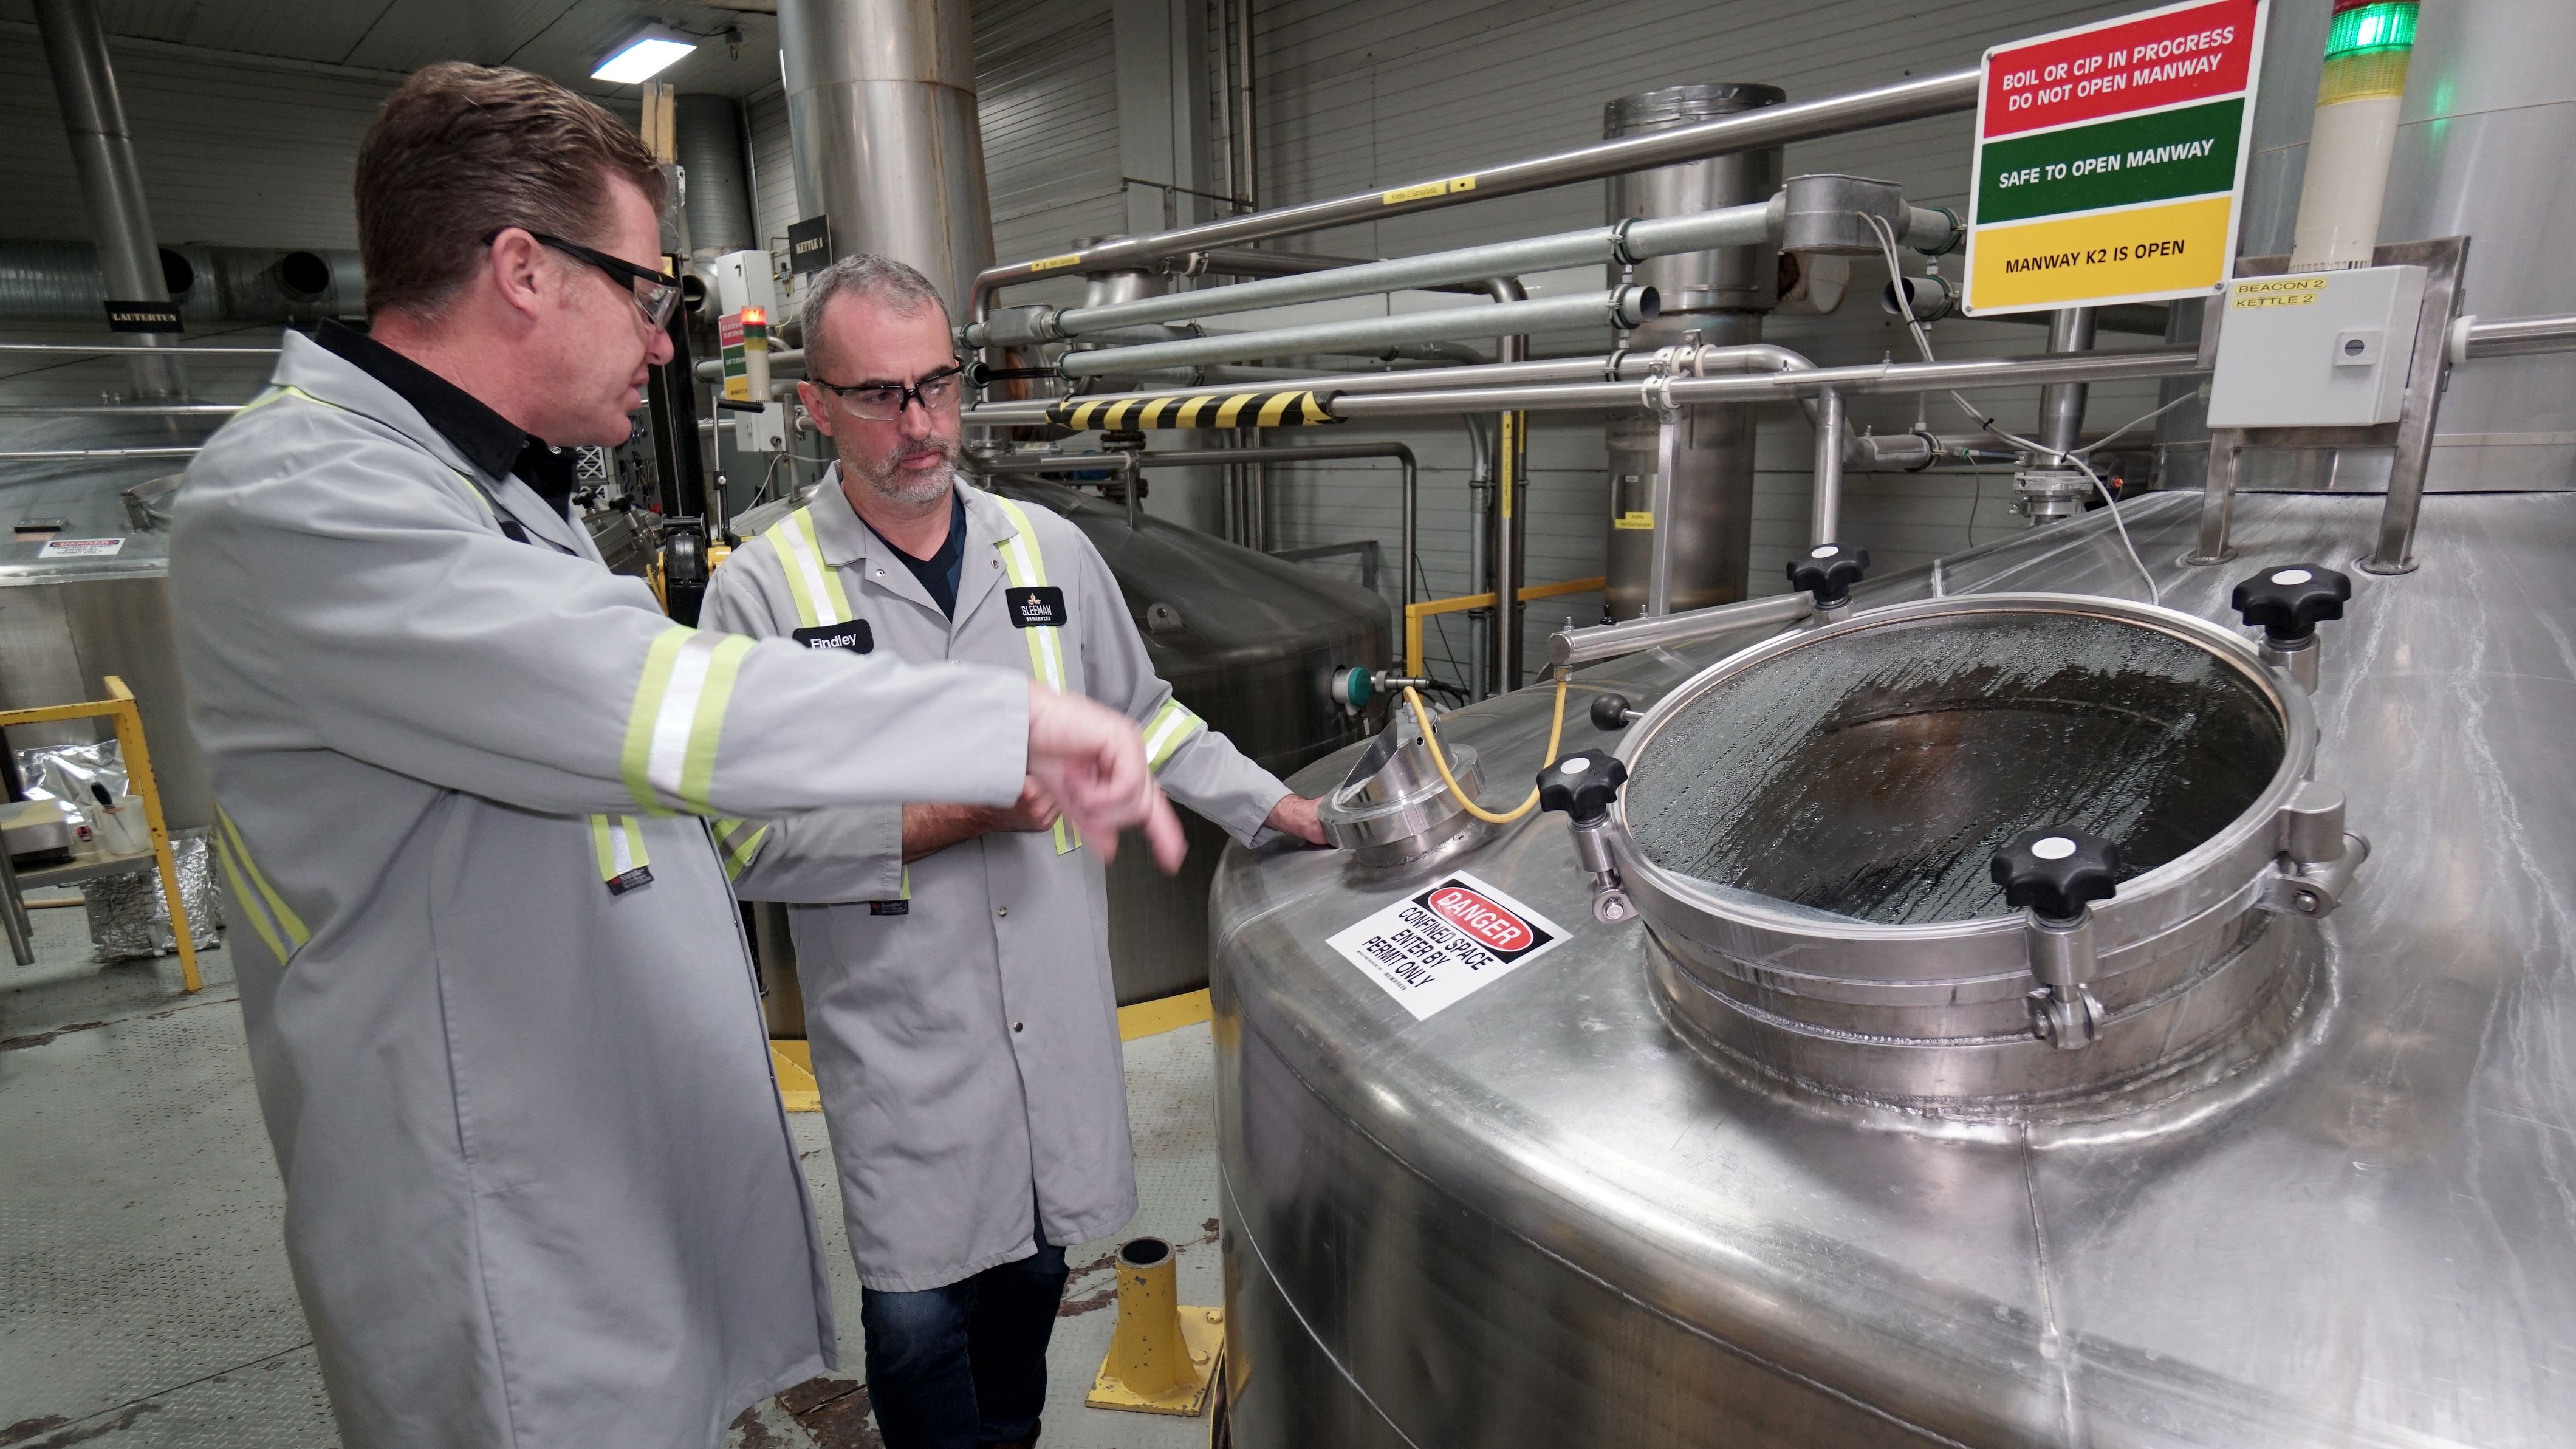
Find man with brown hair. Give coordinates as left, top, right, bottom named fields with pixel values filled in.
left=169, top=63, right=1182, bottom=1449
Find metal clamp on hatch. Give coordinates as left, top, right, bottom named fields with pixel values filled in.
left=1992, top=828, right=2120, bottom=1050
left=1536, top=750, right=1634, bottom=924
left=2261, top=779, right=2370, bottom=918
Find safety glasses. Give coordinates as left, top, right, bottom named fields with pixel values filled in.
left=808, top=363, right=967, bottom=421
left=488, top=230, right=682, bottom=329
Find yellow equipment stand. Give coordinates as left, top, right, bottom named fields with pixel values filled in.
left=0, top=676, right=201, bottom=992
left=1087, top=1236, right=1224, bottom=1416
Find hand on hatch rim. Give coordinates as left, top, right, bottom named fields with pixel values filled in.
left=1023, top=686, right=1188, bottom=874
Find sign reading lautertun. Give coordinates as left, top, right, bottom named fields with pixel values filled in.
left=1964, top=0, right=2267, bottom=316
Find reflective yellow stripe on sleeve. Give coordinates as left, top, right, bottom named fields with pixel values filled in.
left=1140, top=699, right=1204, bottom=772
left=622, top=625, right=756, bottom=815
left=589, top=814, right=653, bottom=894
left=214, top=805, right=310, bottom=951
left=710, top=815, right=771, bottom=883
left=987, top=497, right=1079, bottom=854
left=210, top=832, right=287, bottom=961
left=761, top=507, right=854, bottom=628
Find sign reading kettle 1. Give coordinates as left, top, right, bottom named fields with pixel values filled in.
left=1964, top=0, right=2267, bottom=316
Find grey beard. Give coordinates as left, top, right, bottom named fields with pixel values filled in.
left=852, top=448, right=956, bottom=507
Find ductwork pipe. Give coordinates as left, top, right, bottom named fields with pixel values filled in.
left=1057, top=289, right=1658, bottom=378
left=778, top=0, right=993, bottom=310
left=35, top=0, right=179, bottom=398
left=967, top=66, right=1982, bottom=324
left=0, top=239, right=363, bottom=327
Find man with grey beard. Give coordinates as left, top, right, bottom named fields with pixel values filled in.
left=699, top=254, right=1323, bottom=1449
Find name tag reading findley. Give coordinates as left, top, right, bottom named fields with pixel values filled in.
left=1007, top=585, right=1067, bottom=628
left=792, top=619, right=874, bottom=653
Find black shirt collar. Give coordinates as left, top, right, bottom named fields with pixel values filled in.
left=861, top=490, right=970, bottom=619
left=312, top=319, right=577, bottom=514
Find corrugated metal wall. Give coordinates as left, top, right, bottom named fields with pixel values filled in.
left=1222, top=0, right=2177, bottom=684
left=0, top=31, right=394, bottom=250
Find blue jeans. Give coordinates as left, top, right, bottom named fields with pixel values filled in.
left=859, top=1230, right=1069, bottom=1448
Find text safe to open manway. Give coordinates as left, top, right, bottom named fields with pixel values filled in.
left=1964, top=0, right=2267, bottom=315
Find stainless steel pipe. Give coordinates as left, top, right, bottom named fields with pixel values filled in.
left=1057, top=289, right=1657, bottom=378
left=34, top=0, right=180, bottom=399
left=0, top=447, right=199, bottom=462
left=0, top=342, right=279, bottom=358
left=1548, top=590, right=1814, bottom=668
left=967, top=67, right=1981, bottom=324
left=2458, top=312, right=2576, bottom=360
left=964, top=342, right=1817, bottom=429
left=1325, top=346, right=2204, bottom=419
left=1037, top=205, right=1770, bottom=339
left=1490, top=279, right=1529, bottom=694
left=0, top=404, right=236, bottom=417
left=1810, top=388, right=1845, bottom=546
left=2037, top=307, right=2097, bottom=457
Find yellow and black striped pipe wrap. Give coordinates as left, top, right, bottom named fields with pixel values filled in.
left=1046, top=389, right=1337, bottom=431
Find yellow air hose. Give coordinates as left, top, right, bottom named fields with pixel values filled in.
left=1400, top=677, right=1571, bottom=826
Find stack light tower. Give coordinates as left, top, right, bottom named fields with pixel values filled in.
left=2289, top=0, right=2422, bottom=271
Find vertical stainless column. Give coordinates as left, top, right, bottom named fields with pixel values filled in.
left=2037, top=307, right=2097, bottom=456
left=35, top=0, right=180, bottom=399
left=778, top=0, right=995, bottom=312
left=1487, top=278, right=1529, bottom=693
left=1601, top=84, right=1784, bottom=620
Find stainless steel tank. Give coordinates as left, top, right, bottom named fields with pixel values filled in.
left=1602, top=84, right=1783, bottom=618
left=0, top=464, right=210, bottom=832
left=1000, top=476, right=1386, bottom=1003
left=1211, top=487, right=2574, bottom=1445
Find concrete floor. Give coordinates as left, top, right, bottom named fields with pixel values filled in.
left=0, top=906, right=1222, bottom=1449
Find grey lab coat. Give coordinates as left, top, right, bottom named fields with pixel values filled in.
left=702, top=471, right=1290, bottom=1291
left=169, top=333, right=1032, bottom=1449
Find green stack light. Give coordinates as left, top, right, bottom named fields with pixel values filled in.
left=2320, top=1, right=2418, bottom=105
left=2326, top=2, right=2420, bottom=58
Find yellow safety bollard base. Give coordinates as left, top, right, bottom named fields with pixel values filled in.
left=1086, top=1306, right=1225, bottom=1416
left=770, top=1040, right=821, bottom=1113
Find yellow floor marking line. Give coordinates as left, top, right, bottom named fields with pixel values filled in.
left=1118, top=988, right=1213, bottom=1042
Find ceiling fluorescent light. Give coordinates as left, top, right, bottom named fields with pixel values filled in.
left=592, top=27, right=697, bottom=85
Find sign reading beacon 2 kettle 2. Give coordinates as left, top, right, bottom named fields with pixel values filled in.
left=1964, top=0, right=2266, bottom=316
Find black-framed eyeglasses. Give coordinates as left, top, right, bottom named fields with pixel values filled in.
left=487, top=230, right=681, bottom=328
left=808, top=362, right=967, bottom=421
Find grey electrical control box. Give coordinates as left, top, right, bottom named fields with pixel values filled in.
left=735, top=402, right=791, bottom=453
left=2205, top=264, right=2427, bottom=429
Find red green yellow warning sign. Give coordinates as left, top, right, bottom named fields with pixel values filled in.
left=1964, top=0, right=2267, bottom=315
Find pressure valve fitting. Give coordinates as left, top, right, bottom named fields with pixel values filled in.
left=1536, top=750, right=1634, bottom=925
left=2231, top=564, right=2352, bottom=693
left=1327, top=666, right=1433, bottom=713
left=1992, top=827, right=2121, bottom=1050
